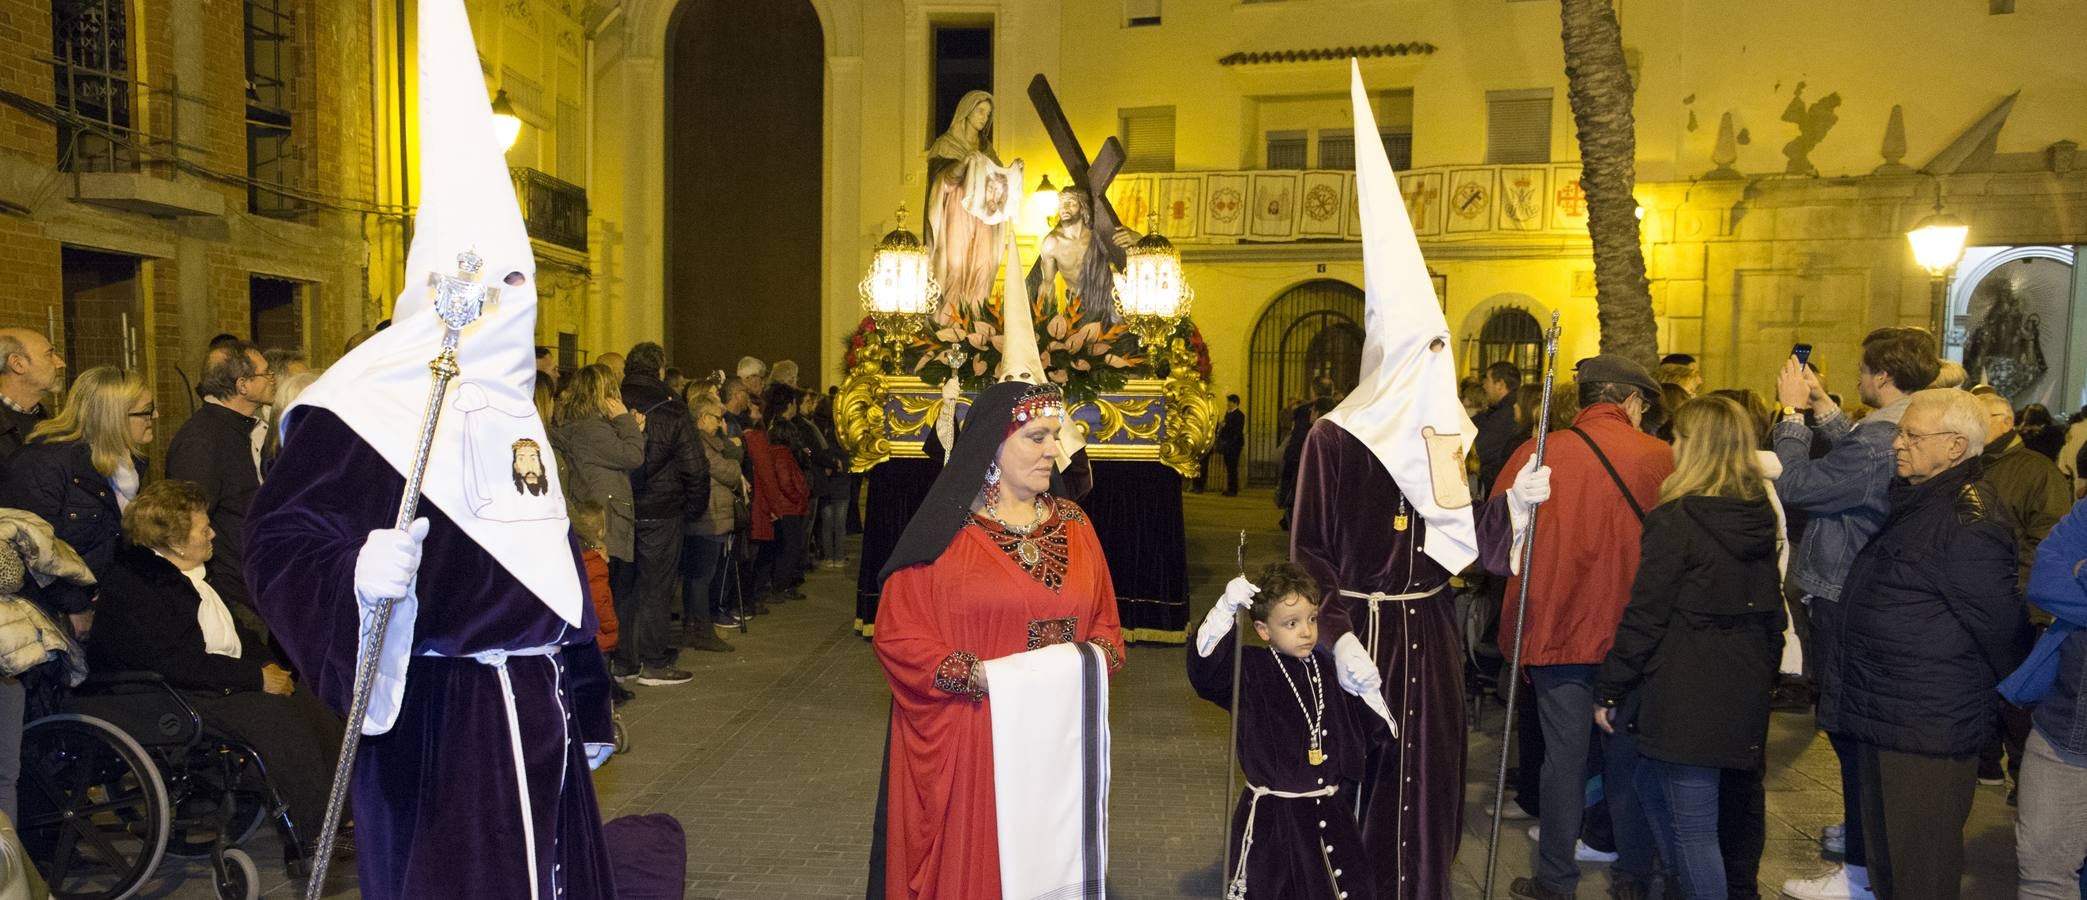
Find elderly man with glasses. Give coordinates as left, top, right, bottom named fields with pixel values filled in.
left=165, top=338, right=278, bottom=634
left=1826, top=387, right=2030, bottom=900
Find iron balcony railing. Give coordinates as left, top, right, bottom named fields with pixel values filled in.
left=510, top=167, right=588, bottom=252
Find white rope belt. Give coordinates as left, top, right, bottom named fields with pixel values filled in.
left=1228, top=782, right=1340, bottom=899
left=423, top=645, right=562, bottom=900
left=1337, top=583, right=1445, bottom=658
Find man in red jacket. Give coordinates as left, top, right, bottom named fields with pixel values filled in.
left=1481, top=354, right=1676, bottom=900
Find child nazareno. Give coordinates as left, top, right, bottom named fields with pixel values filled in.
left=1189, top=562, right=1396, bottom=900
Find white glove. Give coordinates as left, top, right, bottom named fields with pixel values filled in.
left=1332, top=633, right=1398, bottom=737
left=354, top=518, right=429, bottom=608
left=1332, top=632, right=1381, bottom=697
left=1194, top=576, right=1260, bottom=656
left=1506, top=455, right=1552, bottom=518
left=585, top=742, right=615, bottom=771
left=1505, top=456, right=1551, bottom=575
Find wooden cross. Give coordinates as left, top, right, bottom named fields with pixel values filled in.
left=1028, top=74, right=1128, bottom=269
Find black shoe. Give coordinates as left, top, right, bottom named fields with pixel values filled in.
left=611, top=685, right=635, bottom=706
left=1509, top=877, right=1574, bottom=900
left=715, top=611, right=744, bottom=627
left=636, top=665, right=694, bottom=686
left=783, top=588, right=807, bottom=601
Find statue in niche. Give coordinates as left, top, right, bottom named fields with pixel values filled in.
left=924, top=90, right=1014, bottom=324
left=1780, top=82, right=1842, bottom=176
left=1028, top=187, right=1138, bottom=325
left=1964, top=280, right=2047, bottom=398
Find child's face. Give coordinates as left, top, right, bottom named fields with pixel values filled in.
left=1252, top=594, right=1320, bottom=658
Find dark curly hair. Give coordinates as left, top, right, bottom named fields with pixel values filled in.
left=1249, top=561, right=1321, bottom=623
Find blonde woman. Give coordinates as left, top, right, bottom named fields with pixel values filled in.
left=1595, top=396, right=1788, bottom=899
left=551, top=363, right=645, bottom=567
left=1, top=366, right=156, bottom=581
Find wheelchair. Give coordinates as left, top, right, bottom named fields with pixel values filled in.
left=16, top=671, right=312, bottom=900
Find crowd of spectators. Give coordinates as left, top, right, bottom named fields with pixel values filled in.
left=1438, top=332, right=2087, bottom=900
left=0, top=328, right=860, bottom=877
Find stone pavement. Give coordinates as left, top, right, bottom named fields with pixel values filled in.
left=153, top=488, right=2019, bottom=898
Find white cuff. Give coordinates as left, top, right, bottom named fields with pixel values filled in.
left=1195, top=604, right=1237, bottom=657
left=355, top=588, right=417, bottom=737
left=585, top=743, right=615, bottom=770
left=1506, top=500, right=1532, bottom=576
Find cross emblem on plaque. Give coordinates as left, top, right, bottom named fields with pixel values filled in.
left=1029, top=74, right=1129, bottom=269
left=427, top=249, right=498, bottom=332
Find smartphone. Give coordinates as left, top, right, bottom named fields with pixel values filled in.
left=1791, top=343, right=1813, bottom=367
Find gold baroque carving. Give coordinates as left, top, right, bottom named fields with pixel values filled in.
left=1156, top=339, right=1217, bottom=479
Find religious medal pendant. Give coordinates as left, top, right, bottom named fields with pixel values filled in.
left=1393, top=499, right=1409, bottom=532
left=1308, top=747, right=1326, bottom=766
left=1017, top=538, right=1041, bottom=567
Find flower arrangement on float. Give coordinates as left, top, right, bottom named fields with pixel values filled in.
left=841, top=291, right=1209, bottom=405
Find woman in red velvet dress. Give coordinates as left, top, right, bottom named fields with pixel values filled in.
left=871, top=381, right=1124, bottom=899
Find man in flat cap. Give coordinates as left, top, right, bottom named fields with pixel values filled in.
left=1479, top=354, right=1674, bottom=900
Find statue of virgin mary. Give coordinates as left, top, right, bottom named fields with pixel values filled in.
left=924, top=90, right=1008, bottom=324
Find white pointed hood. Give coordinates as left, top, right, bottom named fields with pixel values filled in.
left=1319, top=62, right=1478, bottom=572
left=282, top=0, right=581, bottom=627
left=993, top=176, right=1087, bottom=464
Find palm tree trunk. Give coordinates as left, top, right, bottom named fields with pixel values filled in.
left=1560, top=0, right=1658, bottom=367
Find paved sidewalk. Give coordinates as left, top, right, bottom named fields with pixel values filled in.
left=145, top=488, right=2018, bottom=898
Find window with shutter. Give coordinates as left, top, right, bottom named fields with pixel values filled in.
left=1317, top=129, right=1355, bottom=171
left=1381, top=131, right=1413, bottom=171
left=557, top=101, right=584, bottom=181
left=1124, top=0, right=1161, bottom=26
left=1486, top=89, right=1553, bottom=164
left=1120, top=106, right=1177, bottom=172
left=1266, top=131, right=1306, bottom=170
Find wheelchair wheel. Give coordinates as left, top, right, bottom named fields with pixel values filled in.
left=18, top=713, right=172, bottom=900
left=212, top=847, right=259, bottom=900
left=164, top=788, right=268, bottom=860
left=613, top=713, right=631, bottom=754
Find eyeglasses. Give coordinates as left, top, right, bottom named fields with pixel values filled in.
left=128, top=407, right=157, bottom=419
left=1894, top=429, right=1958, bottom=446
left=245, top=372, right=277, bottom=382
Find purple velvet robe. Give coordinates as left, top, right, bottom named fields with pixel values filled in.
left=1188, top=637, right=1389, bottom=900
left=1290, top=419, right=1491, bottom=900
left=244, top=407, right=617, bottom=899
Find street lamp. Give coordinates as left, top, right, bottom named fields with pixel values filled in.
left=1112, top=213, right=1195, bottom=349
left=490, top=89, right=523, bottom=152
left=858, top=204, right=941, bottom=334
left=1906, top=198, right=1969, bottom=341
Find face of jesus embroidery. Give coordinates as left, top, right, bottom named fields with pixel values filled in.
left=512, top=439, right=549, bottom=496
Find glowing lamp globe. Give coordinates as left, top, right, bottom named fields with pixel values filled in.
left=1112, top=214, right=1195, bottom=349
left=1024, top=174, right=1061, bottom=234
left=858, top=204, right=941, bottom=333
left=490, top=89, right=523, bottom=152
left=1906, top=213, right=1969, bottom=275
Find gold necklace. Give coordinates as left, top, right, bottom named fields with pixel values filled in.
left=986, top=496, right=1051, bottom=566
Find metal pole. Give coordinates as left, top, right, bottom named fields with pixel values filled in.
left=1928, top=272, right=1950, bottom=345
left=1220, top=530, right=1247, bottom=898
left=1482, top=311, right=1562, bottom=900
left=303, top=328, right=467, bottom=898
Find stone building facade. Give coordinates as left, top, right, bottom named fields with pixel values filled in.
left=587, top=0, right=2087, bottom=480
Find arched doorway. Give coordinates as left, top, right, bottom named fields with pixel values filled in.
left=1470, top=305, right=1544, bottom=377
left=1246, top=280, right=1366, bottom=486
left=665, top=1, right=824, bottom=378
left=1948, top=246, right=2077, bottom=410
